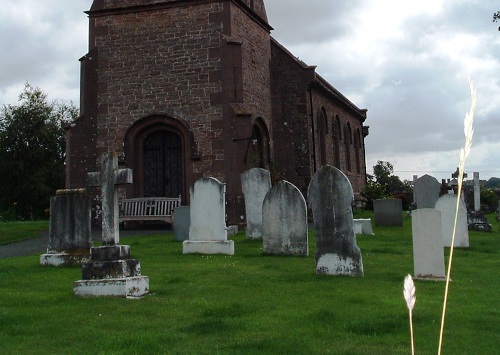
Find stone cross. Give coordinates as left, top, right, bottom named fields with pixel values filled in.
left=87, top=152, right=132, bottom=245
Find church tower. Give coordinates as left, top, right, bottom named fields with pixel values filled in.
left=67, top=0, right=369, bottom=225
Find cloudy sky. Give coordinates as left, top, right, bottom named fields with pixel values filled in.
left=1, top=0, right=499, bottom=182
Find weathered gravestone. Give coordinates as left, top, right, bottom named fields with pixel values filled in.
left=435, top=193, right=469, bottom=248
left=183, top=177, right=234, bottom=255
left=373, top=199, right=403, bottom=226
left=173, top=206, right=190, bottom=241
left=74, top=152, right=149, bottom=298
left=308, top=166, right=363, bottom=276
left=40, top=189, right=92, bottom=266
left=414, top=174, right=440, bottom=209
left=262, top=181, right=308, bottom=256
left=241, top=168, right=272, bottom=239
left=411, top=208, right=445, bottom=280
left=473, top=172, right=480, bottom=212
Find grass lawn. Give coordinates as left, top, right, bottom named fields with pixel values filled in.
left=0, top=211, right=498, bottom=354
left=0, top=220, right=49, bottom=245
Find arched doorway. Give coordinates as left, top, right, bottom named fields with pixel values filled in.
left=124, top=114, right=198, bottom=202
left=143, top=130, right=182, bottom=197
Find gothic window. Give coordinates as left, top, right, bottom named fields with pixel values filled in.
left=333, top=115, right=341, bottom=169
left=344, top=123, right=352, bottom=172
left=354, top=129, right=361, bottom=174
left=318, top=108, right=328, bottom=166
left=250, top=118, right=270, bottom=169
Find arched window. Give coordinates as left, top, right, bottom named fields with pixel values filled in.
left=333, top=115, right=341, bottom=169
left=318, top=107, right=328, bottom=166
left=344, top=123, right=352, bottom=172
left=250, top=117, right=271, bottom=169
left=354, top=128, right=361, bottom=174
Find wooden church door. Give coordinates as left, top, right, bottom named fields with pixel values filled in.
left=143, top=131, right=182, bottom=197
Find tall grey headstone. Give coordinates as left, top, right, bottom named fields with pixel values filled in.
left=183, top=177, right=234, bottom=255
left=473, top=172, right=480, bottom=212
left=414, top=174, right=440, bottom=209
left=412, top=208, right=445, bottom=280
left=241, top=168, right=272, bottom=239
left=74, top=152, right=149, bottom=298
left=308, top=166, right=363, bottom=276
left=173, top=206, right=190, bottom=241
left=435, top=193, right=469, bottom=248
left=40, top=189, right=92, bottom=266
left=373, top=199, right=403, bottom=226
left=262, top=180, right=308, bottom=256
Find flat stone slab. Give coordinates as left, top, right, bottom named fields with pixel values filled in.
left=74, top=276, right=149, bottom=298
left=40, top=253, right=90, bottom=266
left=182, top=240, right=234, bottom=255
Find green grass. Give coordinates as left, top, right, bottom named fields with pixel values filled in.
left=0, top=220, right=48, bottom=245
left=0, top=212, right=498, bottom=354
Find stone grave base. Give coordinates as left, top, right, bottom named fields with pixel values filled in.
left=316, top=253, right=363, bottom=276
left=353, top=218, right=374, bottom=235
left=40, top=252, right=89, bottom=266
left=414, top=275, right=448, bottom=282
left=73, top=276, right=149, bottom=298
left=183, top=240, right=234, bottom=255
left=226, top=225, right=239, bottom=236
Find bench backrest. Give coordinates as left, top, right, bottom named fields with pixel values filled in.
left=120, top=196, right=181, bottom=216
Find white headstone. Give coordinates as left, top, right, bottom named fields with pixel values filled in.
left=435, top=194, right=469, bottom=248
left=308, top=166, right=363, bottom=276
left=411, top=208, right=445, bottom=280
left=262, top=181, right=308, bottom=256
left=183, top=177, right=234, bottom=255
left=241, top=168, right=272, bottom=239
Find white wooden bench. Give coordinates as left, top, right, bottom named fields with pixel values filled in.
left=119, top=196, right=182, bottom=225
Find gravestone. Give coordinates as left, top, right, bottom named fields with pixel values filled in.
left=414, top=174, right=440, bottom=209
left=74, top=152, right=149, bottom=298
left=241, top=168, right=272, bottom=239
left=308, top=166, right=363, bottom=276
left=411, top=208, right=445, bottom=280
left=435, top=193, right=469, bottom=247
left=173, top=206, right=190, bottom=241
left=40, top=189, right=92, bottom=266
left=373, top=199, right=403, bottom=226
left=353, top=218, right=374, bottom=235
left=473, top=172, right=480, bottom=212
left=183, top=177, right=234, bottom=255
left=262, top=181, right=308, bottom=256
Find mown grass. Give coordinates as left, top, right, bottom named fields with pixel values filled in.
left=0, top=211, right=498, bottom=354
left=0, top=220, right=49, bottom=245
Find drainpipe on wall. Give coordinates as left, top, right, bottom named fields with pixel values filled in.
left=307, top=83, right=317, bottom=174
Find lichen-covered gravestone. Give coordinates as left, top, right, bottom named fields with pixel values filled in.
left=411, top=208, right=445, bottom=280
left=241, top=168, right=272, bottom=239
left=262, top=180, right=308, bottom=256
left=414, top=174, right=441, bottom=209
left=40, top=188, right=92, bottom=266
left=183, top=177, right=234, bottom=255
left=308, top=165, right=363, bottom=276
left=73, top=152, right=149, bottom=298
left=173, top=206, right=190, bottom=241
left=435, top=193, right=469, bottom=248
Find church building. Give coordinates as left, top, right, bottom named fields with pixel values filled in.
left=66, top=0, right=369, bottom=224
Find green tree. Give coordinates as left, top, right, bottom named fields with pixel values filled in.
left=361, top=160, right=412, bottom=209
left=494, top=11, right=500, bottom=31
left=0, top=83, right=77, bottom=220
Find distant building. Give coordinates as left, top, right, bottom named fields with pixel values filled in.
left=66, top=0, right=369, bottom=224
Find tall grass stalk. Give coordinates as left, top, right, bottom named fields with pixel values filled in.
left=438, top=77, right=476, bottom=354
